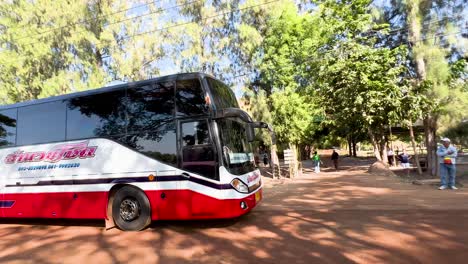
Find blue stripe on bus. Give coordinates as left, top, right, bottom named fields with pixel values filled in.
left=5, top=176, right=232, bottom=190
left=0, top=201, right=15, bottom=208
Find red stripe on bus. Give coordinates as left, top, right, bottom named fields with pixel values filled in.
left=0, top=189, right=262, bottom=220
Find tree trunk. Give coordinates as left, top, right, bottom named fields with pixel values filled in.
left=296, top=143, right=302, bottom=177
left=270, top=144, right=281, bottom=179
left=408, top=0, right=431, bottom=174
left=288, top=143, right=299, bottom=178
left=409, top=121, right=423, bottom=174
left=380, top=139, right=388, bottom=164
left=348, top=136, right=352, bottom=157
left=352, top=137, right=357, bottom=157
left=368, top=129, right=382, bottom=161
left=408, top=1, right=438, bottom=175
left=408, top=1, right=427, bottom=80
left=424, top=115, right=438, bottom=176
left=299, top=144, right=308, bottom=161
left=298, top=144, right=303, bottom=161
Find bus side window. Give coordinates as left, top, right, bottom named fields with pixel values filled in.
left=0, top=109, right=17, bottom=147
left=127, top=81, right=175, bottom=133
left=17, top=101, right=66, bottom=145
left=181, top=121, right=217, bottom=180
left=124, top=81, right=177, bottom=166
left=176, top=79, right=209, bottom=117
left=66, top=90, right=127, bottom=140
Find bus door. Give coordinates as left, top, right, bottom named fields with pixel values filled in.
left=179, top=119, right=219, bottom=217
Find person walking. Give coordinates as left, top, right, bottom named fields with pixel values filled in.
left=312, top=151, right=321, bottom=173
left=437, top=138, right=458, bottom=190
left=331, top=149, right=339, bottom=170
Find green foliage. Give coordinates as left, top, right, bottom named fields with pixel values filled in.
left=255, top=2, right=312, bottom=92
left=401, top=0, right=468, bottom=132
left=242, top=89, right=273, bottom=146
left=318, top=44, right=407, bottom=127
left=314, top=0, right=409, bottom=147
left=443, top=121, right=468, bottom=147
left=244, top=1, right=324, bottom=146
left=0, top=0, right=465, bottom=155
left=0, top=0, right=107, bottom=102
left=0, top=0, right=166, bottom=103
left=270, top=87, right=315, bottom=144
left=400, top=80, right=432, bottom=125
left=438, top=59, right=468, bottom=130
left=245, top=0, right=413, bottom=149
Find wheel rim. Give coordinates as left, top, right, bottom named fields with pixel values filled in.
left=119, top=197, right=140, bottom=221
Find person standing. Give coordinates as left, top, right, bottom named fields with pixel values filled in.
left=437, top=138, right=458, bottom=190
left=263, top=152, right=269, bottom=166
left=331, top=149, right=339, bottom=170
left=312, top=151, right=321, bottom=173
left=387, top=149, right=394, bottom=166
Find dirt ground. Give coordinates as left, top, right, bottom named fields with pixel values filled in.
left=1, top=158, right=468, bottom=263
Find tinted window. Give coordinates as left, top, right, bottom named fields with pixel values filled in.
left=17, top=101, right=66, bottom=145
left=127, top=81, right=174, bottom=133
left=176, top=79, right=208, bottom=117
left=206, top=78, right=238, bottom=109
left=0, top=109, right=17, bottom=147
left=66, top=90, right=127, bottom=140
left=182, top=121, right=210, bottom=146
left=123, top=122, right=177, bottom=165
left=218, top=118, right=255, bottom=175
left=181, top=120, right=217, bottom=179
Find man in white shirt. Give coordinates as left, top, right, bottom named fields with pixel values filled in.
left=387, top=149, right=394, bottom=166
left=437, top=138, right=458, bottom=190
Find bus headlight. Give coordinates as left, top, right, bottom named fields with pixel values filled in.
left=231, top=178, right=249, bottom=193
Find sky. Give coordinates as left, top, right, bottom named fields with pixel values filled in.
left=105, top=0, right=467, bottom=98
left=106, top=0, right=269, bottom=99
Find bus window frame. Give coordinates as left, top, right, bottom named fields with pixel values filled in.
left=175, top=74, right=211, bottom=118
left=177, top=117, right=220, bottom=181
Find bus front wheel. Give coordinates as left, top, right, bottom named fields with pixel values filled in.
left=112, top=186, right=151, bottom=231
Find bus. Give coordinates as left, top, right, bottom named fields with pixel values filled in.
left=0, top=73, right=273, bottom=231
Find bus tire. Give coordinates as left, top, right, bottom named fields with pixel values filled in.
left=112, top=186, right=151, bottom=231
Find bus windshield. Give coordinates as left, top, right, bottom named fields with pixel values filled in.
left=217, top=118, right=255, bottom=175
left=206, top=77, right=239, bottom=109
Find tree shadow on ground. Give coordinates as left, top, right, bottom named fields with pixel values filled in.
left=0, top=218, right=103, bottom=228
left=1, top=160, right=468, bottom=263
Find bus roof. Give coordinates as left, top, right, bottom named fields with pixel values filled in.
left=0, top=72, right=215, bottom=111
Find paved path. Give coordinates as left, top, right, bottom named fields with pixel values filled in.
left=1, top=161, right=468, bottom=263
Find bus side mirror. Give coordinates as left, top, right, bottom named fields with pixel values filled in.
left=247, top=123, right=255, bottom=142
left=251, top=122, right=276, bottom=145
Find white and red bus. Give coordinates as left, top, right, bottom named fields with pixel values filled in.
left=0, top=73, right=273, bottom=231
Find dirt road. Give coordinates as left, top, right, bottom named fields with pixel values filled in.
left=1, top=160, right=468, bottom=264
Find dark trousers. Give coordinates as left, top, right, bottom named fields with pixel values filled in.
left=332, top=159, right=338, bottom=169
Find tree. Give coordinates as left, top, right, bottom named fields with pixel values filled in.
left=242, top=1, right=323, bottom=177
left=241, top=89, right=282, bottom=177
left=313, top=0, right=408, bottom=162
left=400, top=80, right=432, bottom=174
left=252, top=1, right=322, bottom=143
left=0, top=0, right=166, bottom=103
left=384, top=0, right=468, bottom=175
left=444, top=121, right=468, bottom=147
left=242, top=89, right=273, bottom=147
left=0, top=0, right=106, bottom=102
left=0, top=113, right=16, bottom=147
